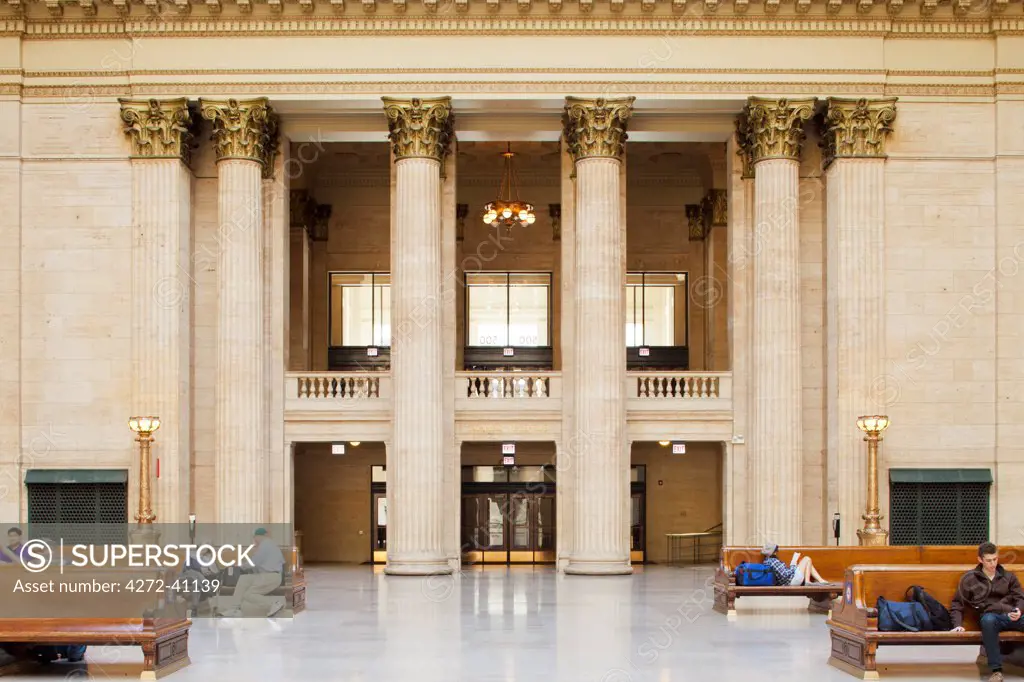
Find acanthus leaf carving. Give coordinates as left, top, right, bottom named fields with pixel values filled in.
left=820, top=97, right=897, bottom=167
left=740, top=96, right=816, bottom=164
left=382, top=96, right=454, bottom=163
left=199, top=97, right=274, bottom=167
left=119, top=97, right=197, bottom=166
left=562, top=96, right=635, bottom=163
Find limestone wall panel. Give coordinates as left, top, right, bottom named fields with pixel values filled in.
left=22, top=103, right=128, bottom=159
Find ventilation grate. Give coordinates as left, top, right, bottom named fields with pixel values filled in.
left=27, top=482, right=128, bottom=545
left=890, top=481, right=990, bottom=545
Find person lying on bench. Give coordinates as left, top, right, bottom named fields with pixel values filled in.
left=760, top=543, right=831, bottom=586
left=950, top=541, right=1024, bottom=682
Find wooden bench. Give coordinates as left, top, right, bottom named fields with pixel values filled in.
left=827, top=563, right=1024, bottom=679
left=714, top=545, right=1024, bottom=617
left=0, top=567, right=190, bottom=679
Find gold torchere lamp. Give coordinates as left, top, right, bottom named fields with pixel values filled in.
left=128, top=417, right=161, bottom=543
left=856, top=415, right=890, bottom=546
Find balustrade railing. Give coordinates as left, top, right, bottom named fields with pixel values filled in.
left=294, top=373, right=382, bottom=399
left=461, top=373, right=556, bottom=399
left=632, top=372, right=729, bottom=400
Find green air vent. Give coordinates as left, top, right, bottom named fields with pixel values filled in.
left=26, top=470, right=129, bottom=545
left=889, top=469, right=991, bottom=546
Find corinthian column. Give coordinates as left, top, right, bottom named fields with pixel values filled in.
left=200, top=98, right=277, bottom=524
left=120, top=98, right=196, bottom=524
left=822, top=98, right=897, bottom=545
left=739, top=97, right=815, bottom=543
left=562, top=96, right=634, bottom=575
left=382, top=97, right=453, bottom=575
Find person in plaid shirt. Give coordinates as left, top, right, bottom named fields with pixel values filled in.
left=760, top=543, right=832, bottom=586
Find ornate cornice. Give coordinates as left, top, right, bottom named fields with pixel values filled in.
left=382, top=96, right=453, bottom=162
left=734, top=114, right=754, bottom=179
left=562, top=96, right=635, bottom=163
left=289, top=189, right=331, bottom=240
left=702, top=189, right=728, bottom=228
left=198, top=96, right=275, bottom=167
left=118, top=97, right=196, bottom=165
left=820, top=96, right=897, bottom=168
left=686, top=204, right=706, bottom=241
left=740, top=96, right=816, bottom=164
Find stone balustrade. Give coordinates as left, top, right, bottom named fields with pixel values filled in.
left=632, top=372, right=730, bottom=400
left=460, top=373, right=558, bottom=399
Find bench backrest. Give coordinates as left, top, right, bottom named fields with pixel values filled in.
left=721, top=546, right=1024, bottom=584
left=844, top=563, right=1024, bottom=631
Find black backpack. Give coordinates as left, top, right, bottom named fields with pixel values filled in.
left=905, top=584, right=952, bottom=631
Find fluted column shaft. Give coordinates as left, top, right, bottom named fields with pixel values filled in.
left=822, top=97, right=896, bottom=544
left=751, top=158, right=804, bottom=542
left=387, top=156, right=447, bottom=574
left=382, top=97, right=453, bottom=575
left=120, top=98, right=196, bottom=525
left=214, top=159, right=265, bottom=523
left=562, top=96, right=634, bottom=575
left=129, top=159, right=192, bottom=523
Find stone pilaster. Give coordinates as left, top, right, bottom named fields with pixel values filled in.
left=200, top=97, right=276, bottom=524
left=382, top=97, right=453, bottom=575
left=740, top=97, right=815, bottom=543
left=120, top=98, right=196, bottom=524
left=822, top=97, right=897, bottom=544
left=562, top=96, right=634, bottom=575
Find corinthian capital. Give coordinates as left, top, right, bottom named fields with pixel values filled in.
left=741, top=97, right=816, bottom=164
left=382, top=97, right=454, bottom=162
left=734, top=113, right=754, bottom=179
left=119, top=98, right=196, bottom=165
left=199, top=97, right=276, bottom=168
left=821, top=97, right=898, bottom=167
left=562, top=96, right=635, bottom=163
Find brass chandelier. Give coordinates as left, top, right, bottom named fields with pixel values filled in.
left=482, top=143, right=536, bottom=230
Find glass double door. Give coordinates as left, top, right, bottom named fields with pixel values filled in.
left=461, top=490, right=555, bottom=564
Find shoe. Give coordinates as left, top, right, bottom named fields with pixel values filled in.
left=990, top=671, right=1004, bottom=682
left=267, top=598, right=286, bottom=617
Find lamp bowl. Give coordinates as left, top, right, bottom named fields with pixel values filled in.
left=128, top=416, right=161, bottom=434
left=856, top=414, right=890, bottom=435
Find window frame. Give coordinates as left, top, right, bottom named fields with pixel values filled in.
left=463, top=271, right=553, bottom=349
left=626, top=271, right=689, bottom=348
left=328, top=271, right=391, bottom=348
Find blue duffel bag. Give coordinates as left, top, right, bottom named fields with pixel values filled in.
left=735, top=562, right=775, bottom=586
left=876, top=596, right=933, bottom=632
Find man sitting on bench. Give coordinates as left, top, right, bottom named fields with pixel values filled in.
left=950, top=542, right=1024, bottom=682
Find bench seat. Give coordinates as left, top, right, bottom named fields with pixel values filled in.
left=827, top=563, right=1024, bottom=679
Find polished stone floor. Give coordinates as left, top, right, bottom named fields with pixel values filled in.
left=10, top=564, right=993, bottom=680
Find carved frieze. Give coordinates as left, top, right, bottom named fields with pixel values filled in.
left=740, top=97, right=816, bottom=164
left=562, top=96, right=635, bottom=163
left=199, top=97, right=276, bottom=168
left=119, top=98, right=197, bottom=166
left=381, top=96, right=454, bottom=162
left=820, top=97, right=898, bottom=168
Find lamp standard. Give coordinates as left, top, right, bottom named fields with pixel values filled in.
left=856, top=415, right=891, bottom=546
left=128, top=416, right=161, bottom=544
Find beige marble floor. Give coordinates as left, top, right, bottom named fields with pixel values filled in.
left=7, top=565, right=994, bottom=681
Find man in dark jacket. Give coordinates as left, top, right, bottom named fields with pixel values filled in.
left=950, top=542, right=1024, bottom=682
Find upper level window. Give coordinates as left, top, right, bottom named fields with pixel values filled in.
left=466, top=273, right=551, bottom=348
left=626, top=272, right=686, bottom=347
left=329, top=273, right=391, bottom=347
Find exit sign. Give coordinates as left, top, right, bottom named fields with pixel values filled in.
left=502, top=443, right=516, bottom=455
left=672, top=443, right=686, bottom=455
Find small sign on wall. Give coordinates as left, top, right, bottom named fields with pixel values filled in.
left=502, top=443, right=516, bottom=455
left=367, top=347, right=379, bottom=357
left=332, top=443, right=346, bottom=456
left=503, top=455, right=515, bottom=467
left=672, top=443, right=686, bottom=455
left=638, top=347, right=650, bottom=357
left=503, top=347, right=515, bottom=357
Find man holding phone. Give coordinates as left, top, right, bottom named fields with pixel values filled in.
left=950, top=542, right=1024, bottom=682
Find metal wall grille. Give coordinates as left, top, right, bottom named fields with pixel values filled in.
left=27, top=482, right=128, bottom=544
left=890, top=482, right=990, bottom=545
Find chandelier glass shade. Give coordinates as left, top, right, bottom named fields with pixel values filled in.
left=483, top=143, right=536, bottom=229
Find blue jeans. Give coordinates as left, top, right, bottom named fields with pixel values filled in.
left=981, top=612, right=1024, bottom=670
